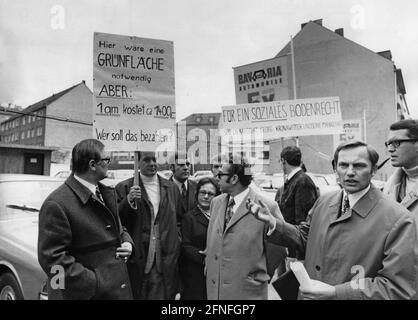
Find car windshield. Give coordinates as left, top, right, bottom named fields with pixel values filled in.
left=0, top=180, right=63, bottom=220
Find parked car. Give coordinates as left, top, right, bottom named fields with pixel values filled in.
left=0, top=174, right=64, bottom=300
left=190, top=170, right=213, bottom=181
left=158, top=170, right=173, bottom=180
left=101, top=169, right=134, bottom=187
left=53, top=170, right=71, bottom=179
left=252, top=172, right=341, bottom=201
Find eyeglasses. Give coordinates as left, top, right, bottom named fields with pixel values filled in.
left=98, top=157, right=111, bottom=165
left=384, top=139, right=418, bottom=149
left=198, top=190, right=216, bottom=197
left=216, top=172, right=231, bottom=179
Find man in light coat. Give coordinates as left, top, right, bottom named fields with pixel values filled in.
left=206, top=155, right=286, bottom=300
left=251, top=141, right=418, bottom=299
left=38, top=139, right=133, bottom=300
left=384, top=119, right=418, bottom=229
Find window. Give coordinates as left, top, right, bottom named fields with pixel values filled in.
left=22, top=117, right=25, bottom=125
left=262, top=151, right=270, bottom=160
left=21, top=132, right=25, bottom=140
left=27, top=130, right=30, bottom=138
left=31, top=129, right=35, bottom=138
left=37, top=127, right=43, bottom=136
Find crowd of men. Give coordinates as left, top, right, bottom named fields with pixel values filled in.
left=37, top=119, right=418, bottom=300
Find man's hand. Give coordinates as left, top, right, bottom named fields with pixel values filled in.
left=116, top=242, right=133, bottom=262
left=247, top=199, right=275, bottom=230
left=299, top=279, right=336, bottom=300
left=127, top=186, right=141, bottom=204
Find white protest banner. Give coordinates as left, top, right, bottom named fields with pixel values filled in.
left=219, top=97, right=343, bottom=140
left=93, top=32, right=175, bottom=151
left=333, top=119, right=363, bottom=149
left=233, top=56, right=289, bottom=104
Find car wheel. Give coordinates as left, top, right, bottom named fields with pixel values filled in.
left=0, top=272, right=24, bottom=300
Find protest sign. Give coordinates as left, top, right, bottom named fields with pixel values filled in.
left=219, top=97, right=343, bottom=140
left=93, top=32, right=175, bottom=151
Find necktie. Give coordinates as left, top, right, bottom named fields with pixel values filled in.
left=224, top=197, right=235, bottom=230
left=95, top=186, right=104, bottom=204
left=339, top=194, right=350, bottom=218
left=181, top=183, right=187, bottom=198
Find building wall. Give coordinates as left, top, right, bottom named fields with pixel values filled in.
left=269, top=22, right=397, bottom=180
left=44, top=84, right=93, bottom=159
left=0, top=147, right=51, bottom=175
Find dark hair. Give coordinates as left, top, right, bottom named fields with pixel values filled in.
left=280, top=146, right=302, bottom=166
left=195, top=177, right=220, bottom=202
left=71, top=139, right=104, bottom=174
left=332, top=140, right=379, bottom=170
left=390, top=119, right=418, bottom=139
left=226, top=154, right=252, bottom=187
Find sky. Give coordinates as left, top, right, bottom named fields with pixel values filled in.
left=1, top=0, right=417, bottom=120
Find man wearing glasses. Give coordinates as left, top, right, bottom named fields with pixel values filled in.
left=205, top=154, right=285, bottom=300
left=38, top=139, right=134, bottom=299
left=384, top=119, right=418, bottom=232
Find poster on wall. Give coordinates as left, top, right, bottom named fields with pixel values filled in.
left=93, top=32, right=176, bottom=152
left=333, top=119, right=363, bottom=149
left=233, top=56, right=289, bottom=104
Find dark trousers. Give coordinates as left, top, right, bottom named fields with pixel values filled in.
left=141, top=261, right=166, bottom=300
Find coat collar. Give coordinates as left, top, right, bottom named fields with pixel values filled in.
left=193, top=207, right=210, bottom=227
left=65, top=174, right=92, bottom=205
left=329, top=186, right=381, bottom=223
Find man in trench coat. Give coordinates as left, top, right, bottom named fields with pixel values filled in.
left=251, top=141, right=418, bottom=299
left=206, top=155, right=286, bottom=300
left=38, top=139, right=133, bottom=300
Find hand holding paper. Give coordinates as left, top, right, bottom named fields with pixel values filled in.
left=289, top=261, right=312, bottom=291
left=290, top=261, right=336, bottom=299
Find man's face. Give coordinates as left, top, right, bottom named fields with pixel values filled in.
left=387, top=129, right=418, bottom=169
left=211, top=163, right=221, bottom=177
left=139, top=152, right=157, bottom=177
left=94, top=150, right=111, bottom=181
left=336, top=146, right=375, bottom=194
left=280, top=158, right=288, bottom=175
left=216, top=164, right=234, bottom=194
left=172, top=159, right=190, bottom=182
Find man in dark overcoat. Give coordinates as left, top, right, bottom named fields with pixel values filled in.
left=115, top=151, right=181, bottom=300
left=38, top=139, right=134, bottom=300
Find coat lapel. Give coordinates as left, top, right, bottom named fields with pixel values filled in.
left=224, top=189, right=252, bottom=233
left=193, top=208, right=209, bottom=228
left=216, top=194, right=228, bottom=234
left=401, top=191, right=418, bottom=209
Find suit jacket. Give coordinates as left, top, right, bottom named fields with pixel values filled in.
left=171, top=178, right=198, bottom=224
left=38, top=175, right=133, bottom=300
left=269, top=186, right=418, bottom=299
left=115, top=175, right=181, bottom=299
left=180, top=207, right=209, bottom=300
left=276, top=170, right=318, bottom=258
left=206, top=187, right=287, bottom=300
left=384, top=168, right=418, bottom=234
left=277, top=170, right=318, bottom=225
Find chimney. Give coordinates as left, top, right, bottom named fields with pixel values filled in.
left=335, top=28, right=344, bottom=37
left=301, top=19, right=323, bottom=29
left=377, top=50, right=392, bottom=61
left=313, top=19, right=323, bottom=26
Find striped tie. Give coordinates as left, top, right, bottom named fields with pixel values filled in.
left=224, top=197, right=235, bottom=230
